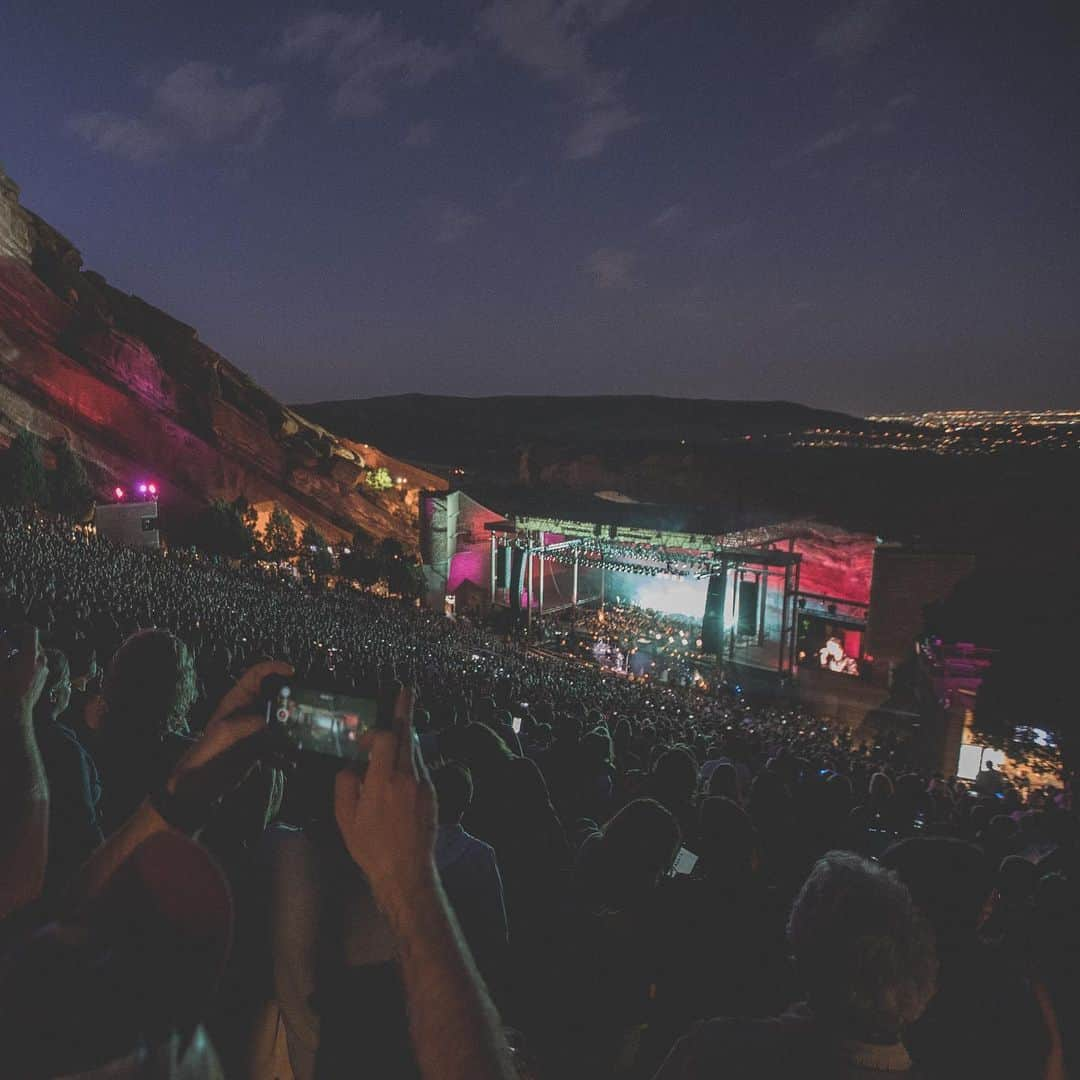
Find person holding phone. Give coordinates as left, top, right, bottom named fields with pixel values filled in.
left=335, top=690, right=517, bottom=1080
left=0, top=624, right=50, bottom=920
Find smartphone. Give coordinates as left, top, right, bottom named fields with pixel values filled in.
left=511, top=716, right=523, bottom=734
left=671, top=847, right=699, bottom=876
left=267, top=683, right=379, bottom=761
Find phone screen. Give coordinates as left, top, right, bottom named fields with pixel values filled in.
left=268, top=684, right=378, bottom=761
left=511, top=716, right=523, bottom=734
left=672, top=847, right=699, bottom=876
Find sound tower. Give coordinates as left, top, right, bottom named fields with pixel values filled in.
left=737, top=577, right=759, bottom=637
left=495, top=544, right=510, bottom=590
left=509, top=547, right=526, bottom=610
left=700, top=570, right=727, bottom=654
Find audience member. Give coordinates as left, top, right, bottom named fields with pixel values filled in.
left=0, top=510, right=1074, bottom=1078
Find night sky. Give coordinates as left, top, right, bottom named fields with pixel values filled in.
left=2, top=1, right=1078, bottom=415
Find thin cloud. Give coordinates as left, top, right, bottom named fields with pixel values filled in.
left=480, top=0, right=648, bottom=159
left=784, top=299, right=815, bottom=321
left=566, top=99, right=640, bottom=160
left=279, top=11, right=459, bottom=118
left=153, top=62, right=281, bottom=146
left=705, top=219, right=753, bottom=247
left=69, top=62, right=281, bottom=162
left=402, top=120, right=435, bottom=147
left=776, top=122, right=860, bottom=166
left=815, top=0, right=894, bottom=62
left=800, top=122, right=860, bottom=156
left=650, top=203, right=686, bottom=229
left=584, top=246, right=637, bottom=288
left=67, top=113, right=173, bottom=163
left=663, top=285, right=717, bottom=323
left=435, top=204, right=481, bottom=243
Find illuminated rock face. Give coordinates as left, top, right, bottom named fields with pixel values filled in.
left=792, top=531, right=876, bottom=605
left=0, top=168, right=441, bottom=544
left=0, top=170, right=32, bottom=263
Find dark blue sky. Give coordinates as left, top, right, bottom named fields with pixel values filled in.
left=2, top=1, right=1078, bottom=414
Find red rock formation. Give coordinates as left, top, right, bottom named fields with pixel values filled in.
left=0, top=165, right=443, bottom=544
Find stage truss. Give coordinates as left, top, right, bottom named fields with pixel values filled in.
left=486, top=521, right=804, bottom=675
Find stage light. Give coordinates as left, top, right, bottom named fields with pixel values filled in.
left=148, top=483, right=157, bottom=496
left=137, top=483, right=148, bottom=495
left=114, top=486, right=124, bottom=500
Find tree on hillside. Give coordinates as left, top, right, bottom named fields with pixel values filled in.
left=342, top=551, right=382, bottom=588
left=48, top=441, right=94, bottom=519
left=975, top=634, right=1078, bottom=782
left=349, top=526, right=375, bottom=555
left=362, top=466, right=393, bottom=491
left=0, top=430, right=48, bottom=507
left=301, top=522, right=334, bottom=575
left=235, top=496, right=260, bottom=542
left=376, top=537, right=406, bottom=563
left=263, top=505, right=297, bottom=559
left=387, top=556, right=425, bottom=599
left=927, top=567, right=1080, bottom=783
left=300, top=522, right=324, bottom=551
left=192, top=498, right=258, bottom=558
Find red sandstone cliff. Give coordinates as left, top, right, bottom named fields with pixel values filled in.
left=0, top=166, right=443, bottom=544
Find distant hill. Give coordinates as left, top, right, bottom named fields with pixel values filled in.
left=297, top=394, right=860, bottom=469
left=296, top=394, right=1080, bottom=572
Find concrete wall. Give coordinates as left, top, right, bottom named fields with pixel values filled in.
left=421, top=490, right=505, bottom=613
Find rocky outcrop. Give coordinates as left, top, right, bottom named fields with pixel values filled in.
left=0, top=164, right=442, bottom=544
left=0, top=171, right=32, bottom=264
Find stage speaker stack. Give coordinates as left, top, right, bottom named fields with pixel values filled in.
left=700, top=571, right=727, bottom=654
left=737, top=577, right=759, bottom=637
left=509, top=547, right=526, bottom=611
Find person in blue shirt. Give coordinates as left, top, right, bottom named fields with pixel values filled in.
left=432, top=762, right=508, bottom=990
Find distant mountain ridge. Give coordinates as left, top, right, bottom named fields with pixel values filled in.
left=298, top=394, right=860, bottom=468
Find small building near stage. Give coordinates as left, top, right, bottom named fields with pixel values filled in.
left=94, top=500, right=161, bottom=549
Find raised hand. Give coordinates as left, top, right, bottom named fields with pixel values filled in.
left=0, top=625, right=48, bottom=723
left=166, top=659, right=293, bottom=807
left=334, top=686, right=438, bottom=910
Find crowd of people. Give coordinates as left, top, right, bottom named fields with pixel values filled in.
left=1, top=505, right=1076, bottom=1078
left=547, top=604, right=706, bottom=682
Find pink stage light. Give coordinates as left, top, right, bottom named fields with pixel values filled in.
left=114, top=487, right=124, bottom=500
left=148, top=483, right=158, bottom=496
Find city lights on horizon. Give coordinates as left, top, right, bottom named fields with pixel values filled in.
left=799, top=409, right=1080, bottom=455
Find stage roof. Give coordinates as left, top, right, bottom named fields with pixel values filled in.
left=462, top=485, right=860, bottom=552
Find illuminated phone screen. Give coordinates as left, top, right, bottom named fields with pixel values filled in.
left=269, top=684, right=378, bottom=760
left=672, top=847, right=699, bottom=875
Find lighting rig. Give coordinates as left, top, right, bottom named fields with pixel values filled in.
left=112, top=480, right=159, bottom=501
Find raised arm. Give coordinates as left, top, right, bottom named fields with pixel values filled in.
left=334, top=689, right=516, bottom=1080
left=70, top=660, right=292, bottom=904
left=0, top=626, right=50, bottom=918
